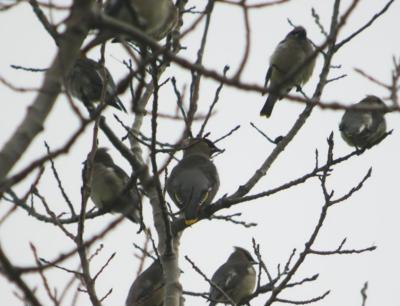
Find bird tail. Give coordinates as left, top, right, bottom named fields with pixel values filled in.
left=115, top=195, right=140, bottom=223
left=260, top=93, right=279, bottom=118
left=184, top=207, right=198, bottom=226
left=109, top=96, right=127, bottom=113
left=183, top=192, right=208, bottom=226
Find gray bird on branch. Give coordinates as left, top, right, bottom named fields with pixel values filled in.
left=66, top=58, right=126, bottom=112
left=89, top=148, right=140, bottom=223
left=339, top=95, right=387, bottom=148
left=167, top=138, right=220, bottom=226
left=209, top=247, right=257, bottom=306
left=84, top=0, right=178, bottom=51
left=125, top=260, right=164, bottom=306
left=261, top=26, right=316, bottom=118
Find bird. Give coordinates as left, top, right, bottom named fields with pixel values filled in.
left=339, top=95, right=387, bottom=148
left=106, top=0, right=178, bottom=41
left=126, top=260, right=164, bottom=306
left=83, top=0, right=178, bottom=51
left=166, top=138, right=220, bottom=226
left=209, top=247, right=257, bottom=306
left=66, top=58, right=126, bottom=112
left=89, top=147, right=140, bottom=223
left=260, top=26, right=316, bottom=118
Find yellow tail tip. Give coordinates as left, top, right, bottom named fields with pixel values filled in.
left=185, top=219, right=198, bottom=226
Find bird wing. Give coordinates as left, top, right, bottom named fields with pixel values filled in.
left=105, top=0, right=144, bottom=29
left=357, top=111, right=386, bottom=145
left=263, top=66, right=273, bottom=94
left=167, top=155, right=219, bottom=208
left=369, top=111, right=385, bottom=132
left=88, top=61, right=126, bottom=112
left=210, top=263, right=247, bottom=300
left=126, top=262, right=164, bottom=304
left=134, top=279, right=164, bottom=302
left=108, top=164, right=140, bottom=221
left=270, top=39, right=290, bottom=71
left=340, top=110, right=372, bottom=135
left=126, top=276, right=164, bottom=305
left=93, top=65, right=118, bottom=99
left=359, top=113, right=374, bottom=133
left=168, top=168, right=210, bottom=208
left=78, top=60, right=104, bottom=96
left=109, top=163, right=130, bottom=184
left=196, top=157, right=220, bottom=193
left=103, top=163, right=140, bottom=201
left=270, top=38, right=310, bottom=82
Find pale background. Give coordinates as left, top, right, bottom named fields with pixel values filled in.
left=0, top=1, right=399, bottom=305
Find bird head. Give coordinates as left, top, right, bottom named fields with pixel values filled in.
left=287, top=26, right=307, bottom=40
left=93, top=147, right=114, bottom=165
left=361, top=95, right=386, bottom=107
left=230, top=247, right=257, bottom=264
left=183, top=138, right=222, bottom=157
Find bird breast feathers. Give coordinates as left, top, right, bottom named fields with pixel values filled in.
left=270, top=39, right=314, bottom=85
left=271, top=39, right=307, bottom=67
left=93, top=166, right=125, bottom=193
left=240, top=272, right=256, bottom=295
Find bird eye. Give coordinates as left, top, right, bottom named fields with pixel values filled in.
left=199, top=191, right=209, bottom=205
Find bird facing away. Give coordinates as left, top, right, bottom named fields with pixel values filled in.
left=126, top=260, right=164, bottom=306
left=166, top=138, right=220, bottom=226
left=84, top=0, right=178, bottom=51
left=260, top=26, right=316, bottom=118
left=66, top=58, right=126, bottom=112
left=339, top=95, right=387, bottom=148
left=89, top=148, right=140, bottom=223
left=209, top=247, right=257, bottom=306
left=105, top=0, right=178, bottom=41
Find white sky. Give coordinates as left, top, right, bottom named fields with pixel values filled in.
left=0, top=1, right=400, bottom=306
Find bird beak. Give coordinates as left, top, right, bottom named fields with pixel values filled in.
left=185, top=219, right=198, bottom=226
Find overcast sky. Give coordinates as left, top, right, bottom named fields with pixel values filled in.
left=1, top=1, right=399, bottom=306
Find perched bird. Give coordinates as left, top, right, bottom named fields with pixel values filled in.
left=105, top=0, right=178, bottom=40
left=166, top=138, right=220, bottom=226
left=126, top=260, right=164, bottom=306
left=89, top=148, right=140, bottom=223
left=339, top=95, right=387, bottom=148
left=261, top=26, right=316, bottom=117
left=66, top=58, right=126, bottom=112
left=83, top=0, right=178, bottom=51
left=209, top=247, right=257, bottom=306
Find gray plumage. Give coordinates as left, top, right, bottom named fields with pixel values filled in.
left=339, top=95, right=387, bottom=148
left=90, top=148, right=140, bottom=223
left=166, top=139, right=220, bottom=226
left=105, top=0, right=178, bottom=40
left=84, top=0, right=178, bottom=51
left=66, top=58, right=126, bottom=112
left=209, top=247, right=257, bottom=306
left=261, top=26, right=316, bottom=117
left=126, top=260, right=164, bottom=306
